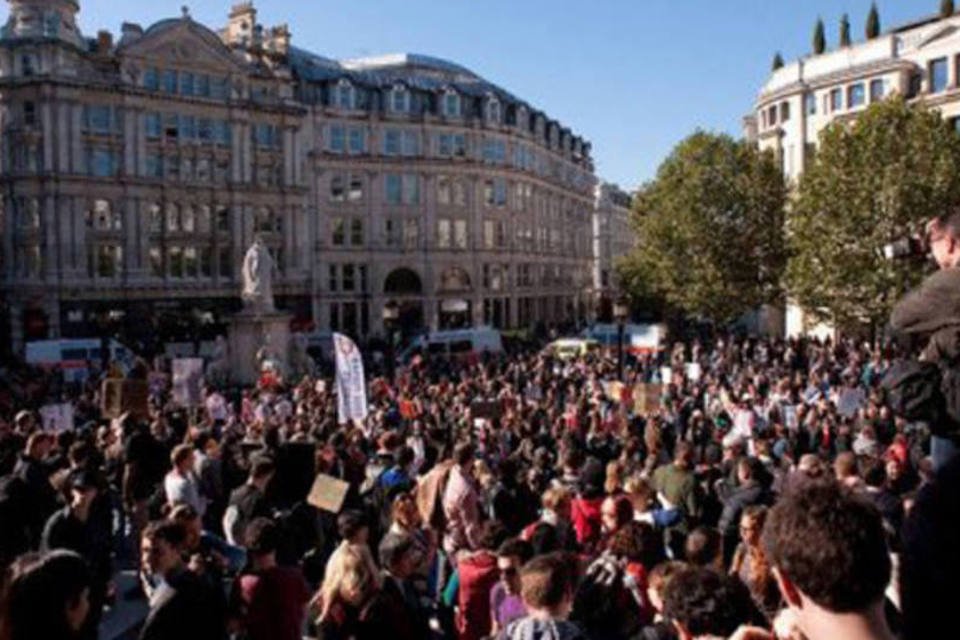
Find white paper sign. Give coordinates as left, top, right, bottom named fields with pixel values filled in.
left=172, top=358, right=204, bottom=407
left=334, top=333, right=368, bottom=424
left=685, top=362, right=702, bottom=382
left=39, top=403, right=74, bottom=432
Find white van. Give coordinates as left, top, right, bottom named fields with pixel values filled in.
left=26, top=338, right=133, bottom=382
left=583, top=323, right=667, bottom=355
left=398, top=327, right=502, bottom=362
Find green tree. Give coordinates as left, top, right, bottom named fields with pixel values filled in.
left=813, top=17, right=826, bottom=54
left=942, top=0, right=955, bottom=18
left=772, top=52, right=784, bottom=70
left=786, top=97, right=960, bottom=328
left=866, top=3, right=881, bottom=39
left=619, top=132, right=787, bottom=324
left=840, top=13, right=852, bottom=47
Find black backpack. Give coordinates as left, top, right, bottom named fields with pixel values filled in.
left=883, top=359, right=960, bottom=439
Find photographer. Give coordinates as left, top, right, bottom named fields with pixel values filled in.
left=889, top=213, right=960, bottom=469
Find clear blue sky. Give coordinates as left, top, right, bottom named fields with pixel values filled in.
left=3, top=1, right=933, bottom=189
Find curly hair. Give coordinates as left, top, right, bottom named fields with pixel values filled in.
left=762, top=480, right=890, bottom=613
left=662, top=566, right=757, bottom=637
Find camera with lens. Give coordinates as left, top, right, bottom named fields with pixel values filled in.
left=881, top=235, right=928, bottom=261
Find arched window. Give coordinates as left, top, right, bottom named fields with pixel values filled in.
left=384, top=267, right=423, bottom=295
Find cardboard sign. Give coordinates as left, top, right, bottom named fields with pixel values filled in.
left=633, top=384, right=663, bottom=416
left=172, top=358, right=204, bottom=408
left=307, top=473, right=350, bottom=513
left=101, top=379, right=150, bottom=420
left=39, top=403, right=74, bottom=432
left=470, top=400, right=502, bottom=420
left=685, top=362, right=702, bottom=382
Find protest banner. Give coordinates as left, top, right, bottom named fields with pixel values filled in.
left=334, top=333, right=368, bottom=423
left=39, top=403, right=74, bottom=432
left=100, top=379, right=150, bottom=419
left=633, top=383, right=663, bottom=415
left=307, top=473, right=350, bottom=513
left=172, top=358, right=204, bottom=407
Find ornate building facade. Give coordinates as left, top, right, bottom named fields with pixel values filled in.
left=0, top=0, right=597, bottom=352
left=748, top=9, right=960, bottom=337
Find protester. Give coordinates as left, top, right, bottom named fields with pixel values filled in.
left=0, top=550, right=92, bottom=640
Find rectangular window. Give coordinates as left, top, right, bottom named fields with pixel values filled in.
left=484, top=220, right=495, bottom=249
left=331, top=217, right=345, bottom=245
left=216, top=206, right=230, bottom=232
left=931, top=57, right=949, bottom=94
left=870, top=79, right=885, bottom=102
left=402, top=174, right=419, bottom=205
left=143, top=67, right=159, bottom=91
left=391, top=89, right=409, bottom=113
left=179, top=115, right=196, bottom=140
left=454, top=219, right=468, bottom=249
left=385, top=174, right=402, bottom=205
left=495, top=221, right=506, bottom=247
left=348, top=127, right=365, bottom=154
left=493, top=178, right=507, bottom=207
left=180, top=72, right=195, bottom=96
left=149, top=247, right=163, bottom=277
left=848, top=83, right=865, bottom=108
left=383, top=129, right=401, bottom=155
left=437, top=175, right=451, bottom=205
left=215, top=120, right=231, bottom=145
left=197, top=118, right=213, bottom=142
left=145, top=154, right=163, bottom=178
left=437, top=218, right=451, bottom=248
left=89, top=149, right=117, bottom=177
left=403, top=219, right=419, bottom=248
left=162, top=69, right=178, bottom=94
left=330, top=175, right=346, bottom=202
left=196, top=74, right=211, bottom=97
left=168, top=246, right=183, bottom=278
left=350, top=219, right=363, bottom=246
left=402, top=130, right=419, bottom=156
left=348, top=175, right=364, bottom=202
left=328, top=125, right=345, bottom=153
left=780, top=101, right=790, bottom=122
left=183, top=247, right=198, bottom=278
left=218, top=247, right=232, bottom=279
left=342, top=264, right=355, bottom=292
left=85, top=105, right=113, bottom=134
left=438, top=134, right=452, bottom=157
left=830, top=88, right=843, bottom=112
left=145, top=112, right=162, bottom=138
left=443, top=93, right=461, bottom=117
left=329, top=264, right=338, bottom=291
left=200, top=247, right=212, bottom=277
left=384, top=219, right=397, bottom=246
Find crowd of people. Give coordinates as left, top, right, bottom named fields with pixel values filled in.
left=0, top=328, right=957, bottom=640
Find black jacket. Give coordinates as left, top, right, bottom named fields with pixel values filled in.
left=891, top=267, right=960, bottom=363
left=718, top=480, right=768, bottom=541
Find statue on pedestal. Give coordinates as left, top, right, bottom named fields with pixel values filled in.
left=242, top=237, right=275, bottom=313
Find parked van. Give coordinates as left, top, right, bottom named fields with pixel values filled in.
left=398, top=327, right=502, bottom=362
left=583, top=323, right=667, bottom=355
left=25, top=338, right=133, bottom=382
left=545, top=338, right=601, bottom=360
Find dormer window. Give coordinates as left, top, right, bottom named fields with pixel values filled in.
left=389, top=84, right=410, bottom=113
left=335, top=79, right=356, bottom=111
left=442, top=90, right=461, bottom=118
left=516, top=106, right=528, bottom=131
left=486, top=97, right=501, bottom=125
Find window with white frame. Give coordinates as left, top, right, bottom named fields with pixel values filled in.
left=389, top=84, right=410, bottom=113
left=486, top=97, right=501, bottom=124
left=442, top=90, right=461, bottom=117
left=335, top=80, right=356, bottom=110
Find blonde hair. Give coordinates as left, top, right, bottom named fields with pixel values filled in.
left=316, top=543, right=381, bottom=621
left=541, top=486, right=572, bottom=512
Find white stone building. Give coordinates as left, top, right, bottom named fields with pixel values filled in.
left=591, top=182, right=633, bottom=319
left=749, top=9, right=960, bottom=337
left=0, top=0, right=598, bottom=353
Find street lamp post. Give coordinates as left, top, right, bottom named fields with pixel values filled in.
left=382, top=300, right=400, bottom=383
left=613, top=296, right=629, bottom=381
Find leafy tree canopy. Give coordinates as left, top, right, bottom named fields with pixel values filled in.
left=619, top=132, right=787, bottom=324
left=786, top=97, right=960, bottom=328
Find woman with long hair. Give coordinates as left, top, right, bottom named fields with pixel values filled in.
left=729, top=505, right=780, bottom=618
left=311, top=543, right=381, bottom=640
left=0, top=550, right=92, bottom=640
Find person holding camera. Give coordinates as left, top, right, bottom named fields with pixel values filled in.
left=889, top=213, right=960, bottom=469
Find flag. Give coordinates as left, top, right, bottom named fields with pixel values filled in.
left=334, top=333, right=368, bottom=424
left=172, top=358, right=204, bottom=407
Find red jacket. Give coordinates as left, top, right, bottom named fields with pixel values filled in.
left=571, top=496, right=604, bottom=550
left=456, top=551, right=499, bottom=640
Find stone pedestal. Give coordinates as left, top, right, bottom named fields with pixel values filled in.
left=227, top=310, right=292, bottom=385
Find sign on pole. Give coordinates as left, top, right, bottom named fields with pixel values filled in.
left=334, top=333, right=368, bottom=424
left=172, top=358, right=204, bottom=408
